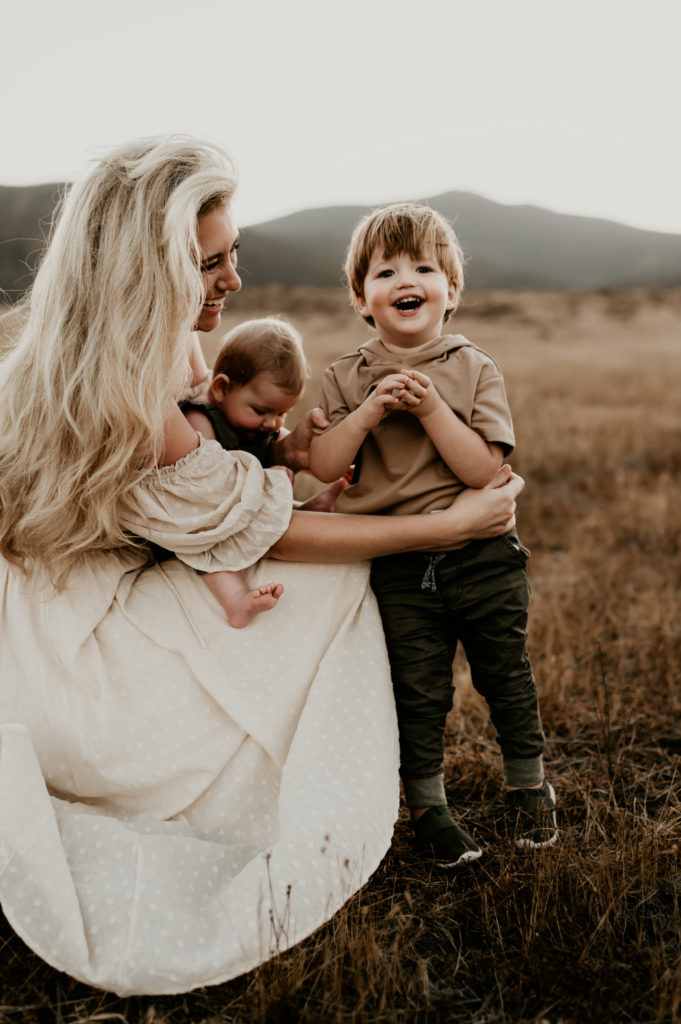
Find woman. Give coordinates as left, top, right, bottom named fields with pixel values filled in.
left=0, top=136, right=522, bottom=996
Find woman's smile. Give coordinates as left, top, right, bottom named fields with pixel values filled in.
left=195, top=204, right=241, bottom=332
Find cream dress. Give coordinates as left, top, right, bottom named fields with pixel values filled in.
left=0, top=439, right=399, bottom=996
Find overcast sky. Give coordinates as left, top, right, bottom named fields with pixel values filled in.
left=2, top=0, right=680, bottom=234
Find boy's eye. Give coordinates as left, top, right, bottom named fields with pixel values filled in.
left=377, top=269, right=394, bottom=278
left=416, top=265, right=434, bottom=273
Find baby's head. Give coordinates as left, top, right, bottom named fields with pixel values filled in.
left=209, top=317, right=309, bottom=436
left=344, top=203, right=465, bottom=326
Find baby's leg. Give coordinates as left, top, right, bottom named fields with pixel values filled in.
left=203, top=571, right=284, bottom=629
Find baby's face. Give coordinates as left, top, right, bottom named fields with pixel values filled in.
left=213, top=372, right=301, bottom=436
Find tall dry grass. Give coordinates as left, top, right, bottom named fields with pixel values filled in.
left=1, top=288, right=680, bottom=1023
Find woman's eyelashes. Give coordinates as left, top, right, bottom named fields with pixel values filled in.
left=201, top=244, right=239, bottom=273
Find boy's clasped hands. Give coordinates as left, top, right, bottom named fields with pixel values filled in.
left=361, top=368, right=441, bottom=428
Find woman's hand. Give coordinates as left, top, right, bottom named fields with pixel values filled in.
left=270, top=408, right=330, bottom=472
left=434, top=465, right=524, bottom=546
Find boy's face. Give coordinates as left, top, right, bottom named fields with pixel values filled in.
left=356, top=246, right=456, bottom=348
left=210, top=371, right=301, bottom=436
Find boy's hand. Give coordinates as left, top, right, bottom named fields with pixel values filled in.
left=399, top=369, right=442, bottom=418
left=357, top=373, right=413, bottom=429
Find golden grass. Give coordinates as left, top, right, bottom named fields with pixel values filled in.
left=1, top=287, right=680, bottom=1023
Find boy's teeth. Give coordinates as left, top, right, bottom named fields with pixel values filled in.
left=396, top=298, right=422, bottom=311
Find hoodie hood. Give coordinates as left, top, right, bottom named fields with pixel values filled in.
left=356, top=334, right=480, bottom=373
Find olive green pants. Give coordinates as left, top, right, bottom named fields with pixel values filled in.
left=370, top=533, right=545, bottom=809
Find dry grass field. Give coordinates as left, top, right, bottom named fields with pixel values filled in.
left=1, top=288, right=680, bottom=1023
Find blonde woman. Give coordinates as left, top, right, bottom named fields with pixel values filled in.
left=0, top=135, right=523, bottom=996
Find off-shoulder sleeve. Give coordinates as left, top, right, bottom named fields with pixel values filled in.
left=119, top=438, right=293, bottom=573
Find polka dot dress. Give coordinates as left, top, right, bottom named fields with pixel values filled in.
left=0, top=442, right=399, bottom=995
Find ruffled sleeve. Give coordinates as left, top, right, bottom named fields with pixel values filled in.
left=119, top=437, right=293, bottom=573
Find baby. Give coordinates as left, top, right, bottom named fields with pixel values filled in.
left=183, top=317, right=308, bottom=627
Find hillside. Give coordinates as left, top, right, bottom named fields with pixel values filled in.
left=0, top=183, right=63, bottom=299
left=1, top=182, right=680, bottom=296
left=240, top=193, right=681, bottom=290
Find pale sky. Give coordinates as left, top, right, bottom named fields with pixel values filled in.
left=2, top=0, right=680, bottom=234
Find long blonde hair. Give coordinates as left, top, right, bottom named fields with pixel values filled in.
left=0, top=135, right=237, bottom=586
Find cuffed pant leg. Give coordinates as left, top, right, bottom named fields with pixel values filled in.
left=402, top=772, right=447, bottom=809
left=503, top=755, right=544, bottom=788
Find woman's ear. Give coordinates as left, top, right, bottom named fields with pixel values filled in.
left=209, top=373, right=231, bottom=403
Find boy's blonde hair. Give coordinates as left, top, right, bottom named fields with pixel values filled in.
left=213, top=317, right=309, bottom=395
left=0, top=134, right=237, bottom=587
left=344, top=202, right=465, bottom=325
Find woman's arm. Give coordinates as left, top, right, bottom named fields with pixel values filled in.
left=183, top=407, right=217, bottom=441
left=268, top=465, right=523, bottom=562
left=160, top=407, right=522, bottom=563
left=160, top=404, right=201, bottom=466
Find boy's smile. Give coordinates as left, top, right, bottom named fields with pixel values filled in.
left=356, top=248, right=457, bottom=349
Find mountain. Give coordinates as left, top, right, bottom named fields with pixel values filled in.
left=239, top=193, right=681, bottom=291
left=0, top=183, right=64, bottom=299
left=1, top=183, right=680, bottom=296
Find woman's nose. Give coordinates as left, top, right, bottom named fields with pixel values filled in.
left=217, top=264, right=241, bottom=293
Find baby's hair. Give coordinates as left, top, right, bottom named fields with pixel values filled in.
left=213, top=317, right=309, bottom=395
left=344, top=202, right=465, bottom=324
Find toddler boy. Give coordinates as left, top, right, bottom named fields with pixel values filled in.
left=309, top=204, right=557, bottom=867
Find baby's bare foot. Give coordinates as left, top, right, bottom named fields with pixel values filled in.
left=228, top=583, right=284, bottom=629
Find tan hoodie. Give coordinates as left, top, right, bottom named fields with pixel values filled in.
left=316, top=334, right=515, bottom=517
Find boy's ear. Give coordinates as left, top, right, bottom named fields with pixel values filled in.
left=446, top=282, right=458, bottom=312
left=209, top=373, right=231, bottom=402
left=353, top=292, right=369, bottom=318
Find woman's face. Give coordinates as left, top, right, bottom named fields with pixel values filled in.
left=194, top=204, right=242, bottom=332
